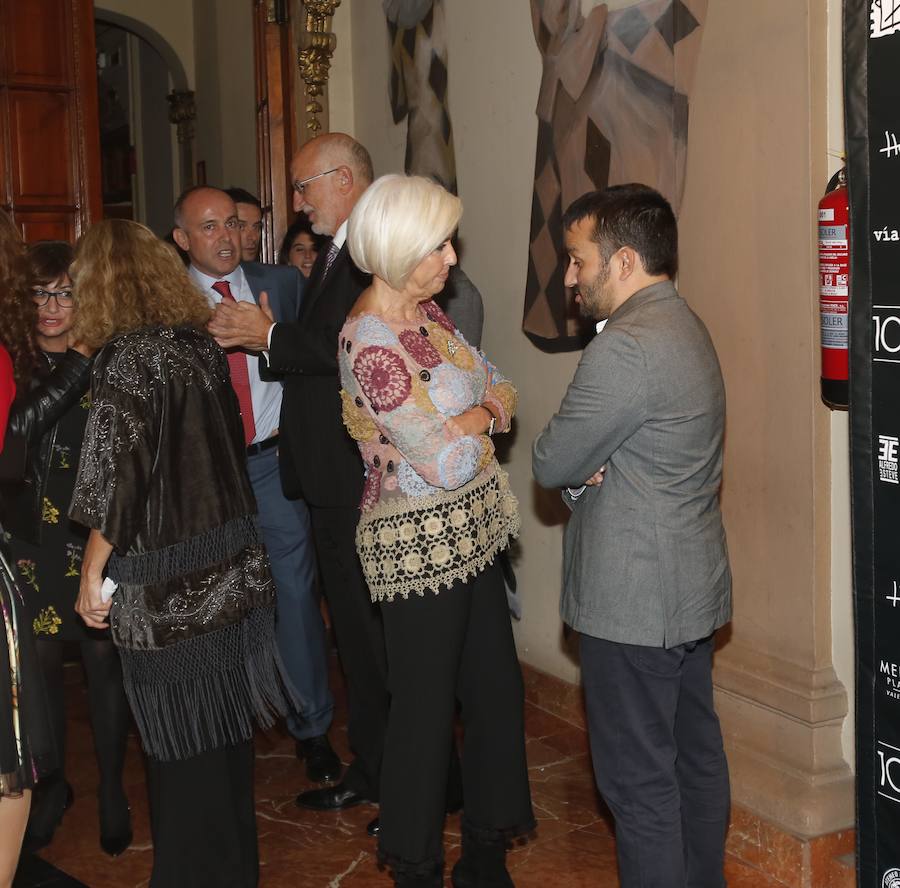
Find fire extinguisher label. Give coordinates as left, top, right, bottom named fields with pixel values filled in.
left=820, top=224, right=849, bottom=246
left=821, top=300, right=849, bottom=349
left=820, top=273, right=849, bottom=297
left=819, top=207, right=836, bottom=221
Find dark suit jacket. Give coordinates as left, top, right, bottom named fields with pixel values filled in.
left=241, top=260, right=304, bottom=326
left=265, top=244, right=370, bottom=508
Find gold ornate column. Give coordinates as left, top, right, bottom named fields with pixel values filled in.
left=166, top=89, right=196, bottom=191
left=296, top=0, right=341, bottom=137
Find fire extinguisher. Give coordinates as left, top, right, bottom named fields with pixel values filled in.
left=819, top=168, right=849, bottom=409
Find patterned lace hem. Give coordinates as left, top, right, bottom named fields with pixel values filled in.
left=356, top=462, right=520, bottom=602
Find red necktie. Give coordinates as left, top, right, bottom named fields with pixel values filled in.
left=212, top=280, right=256, bottom=447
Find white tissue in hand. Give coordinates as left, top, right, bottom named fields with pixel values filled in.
left=100, top=577, right=118, bottom=603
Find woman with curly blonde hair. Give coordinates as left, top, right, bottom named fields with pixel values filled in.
left=70, top=219, right=211, bottom=348
left=69, top=219, right=295, bottom=887
left=0, top=209, right=55, bottom=888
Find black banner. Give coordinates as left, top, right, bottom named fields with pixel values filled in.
left=846, top=1, right=900, bottom=885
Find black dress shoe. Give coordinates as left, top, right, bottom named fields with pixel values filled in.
left=366, top=816, right=380, bottom=837
left=295, top=783, right=366, bottom=811
left=295, top=734, right=342, bottom=784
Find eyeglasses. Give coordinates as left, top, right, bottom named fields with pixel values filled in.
left=292, top=167, right=339, bottom=196
left=32, top=288, right=74, bottom=307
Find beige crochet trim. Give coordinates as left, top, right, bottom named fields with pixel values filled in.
left=356, top=462, right=520, bottom=602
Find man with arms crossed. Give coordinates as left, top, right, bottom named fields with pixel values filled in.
left=533, top=184, right=732, bottom=888
left=173, top=186, right=340, bottom=785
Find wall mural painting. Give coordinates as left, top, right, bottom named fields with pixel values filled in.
left=524, top=0, right=707, bottom=350
left=384, top=0, right=457, bottom=193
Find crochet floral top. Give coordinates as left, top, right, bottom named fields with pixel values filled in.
left=339, top=299, right=520, bottom=602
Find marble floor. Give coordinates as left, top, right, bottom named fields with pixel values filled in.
left=16, top=651, right=781, bottom=887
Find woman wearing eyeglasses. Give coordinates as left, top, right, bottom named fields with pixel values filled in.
left=0, top=210, right=55, bottom=888
left=2, top=242, right=132, bottom=857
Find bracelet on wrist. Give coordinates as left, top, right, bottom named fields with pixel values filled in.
left=480, top=405, right=496, bottom=436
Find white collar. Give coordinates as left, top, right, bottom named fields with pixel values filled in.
left=189, top=264, right=246, bottom=291
left=331, top=219, right=349, bottom=250
left=595, top=319, right=608, bottom=334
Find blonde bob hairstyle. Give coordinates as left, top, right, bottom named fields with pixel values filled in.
left=347, top=174, right=462, bottom=290
left=71, top=219, right=212, bottom=349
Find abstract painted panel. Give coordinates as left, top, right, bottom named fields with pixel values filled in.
left=524, top=0, right=707, bottom=350
left=385, top=0, right=457, bottom=193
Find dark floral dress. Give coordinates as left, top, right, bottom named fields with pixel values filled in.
left=11, top=353, right=94, bottom=641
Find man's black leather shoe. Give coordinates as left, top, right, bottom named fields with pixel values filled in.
left=295, top=783, right=366, bottom=811
left=366, top=816, right=380, bottom=837
left=296, top=734, right=342, bottom=784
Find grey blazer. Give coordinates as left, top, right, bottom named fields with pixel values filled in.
left=532, top=281, right=731, bottom=648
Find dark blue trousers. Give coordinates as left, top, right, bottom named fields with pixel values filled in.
left=247, top=447, right=333, bottom=740
left=580, top=633, right=730, bottom=888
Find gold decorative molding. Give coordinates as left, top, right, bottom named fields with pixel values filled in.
left=297, top=0, right=341, bottom=135
left=166, top=89, right=196, bottom=145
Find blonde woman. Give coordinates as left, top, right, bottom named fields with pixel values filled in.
left=339, top=175, right=534, bottom=888
left=69, top=219, right=294, bottom=888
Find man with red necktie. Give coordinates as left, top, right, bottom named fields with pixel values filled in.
left=173, top=186, right=341, bottom=786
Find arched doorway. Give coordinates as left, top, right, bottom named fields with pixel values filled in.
left=92, top=11, right=193, bottom=235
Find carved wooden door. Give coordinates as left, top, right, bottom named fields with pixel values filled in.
left=0, top=0, right=102, bottom=242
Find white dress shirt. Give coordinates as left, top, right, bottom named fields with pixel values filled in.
left=191, top=265, right=281, bottom=445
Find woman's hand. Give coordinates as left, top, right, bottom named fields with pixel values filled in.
left=76, top=529, right=114, bottom=629
left=76, top=571, right=111, bottom=629
left=448, top=405, right=494, bottom=437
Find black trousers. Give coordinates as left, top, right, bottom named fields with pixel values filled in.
left=378, top=559, right=534, bottom=869
left=580, top=634, right=730, bottom=888
left=146, top=740, right=258, bottom=888
left=309, top=505, right=390, bottom=799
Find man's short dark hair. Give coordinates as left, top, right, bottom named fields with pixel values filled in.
left=562, top=184, right=678, bottom=279
left=224, top=187, right=261, bottom=209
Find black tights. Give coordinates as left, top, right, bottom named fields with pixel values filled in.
left=32, top=638, right=130, bottom=830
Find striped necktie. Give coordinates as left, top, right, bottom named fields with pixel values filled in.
left=322, top=241, right=340, bottom=278
left=212, top=280, right=256, bottom=447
